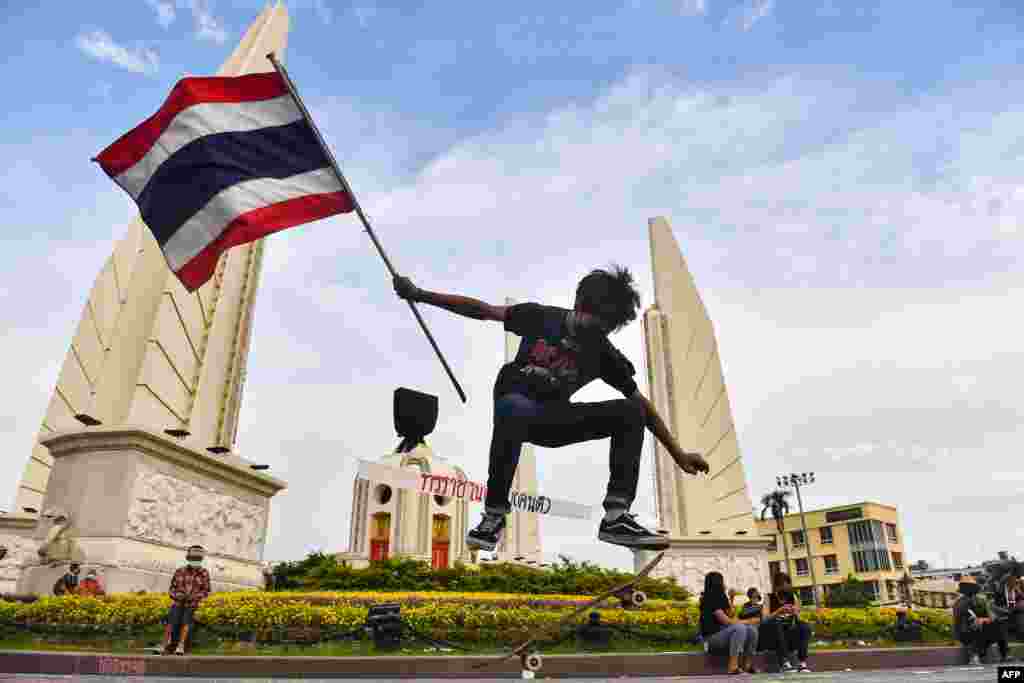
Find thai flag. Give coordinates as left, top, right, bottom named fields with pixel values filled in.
left=95, top=72, right=354, bottom=291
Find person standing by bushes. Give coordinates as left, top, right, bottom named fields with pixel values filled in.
left=953, top=575, right=1010, bottom=664
left=758, top=572, right=812, bottom=673
left=699, top=571, right=760, bottom=674
left=162, top=545, right=211, bottom=655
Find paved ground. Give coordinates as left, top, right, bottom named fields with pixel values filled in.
left=0, top=663, right=1014, bottom=681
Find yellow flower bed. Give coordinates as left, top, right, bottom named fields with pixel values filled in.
left=0, top=592, right=953, bottom=643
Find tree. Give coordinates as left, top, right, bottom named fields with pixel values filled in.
left=760, top=490, right=793, bottom=580
left=825, top=574, right=873, bottom=608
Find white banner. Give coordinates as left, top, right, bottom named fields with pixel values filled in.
left=356, top=460, right=594, bottom=520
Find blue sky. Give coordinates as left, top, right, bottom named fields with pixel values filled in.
left=2, top=0, right=1024, bottom=573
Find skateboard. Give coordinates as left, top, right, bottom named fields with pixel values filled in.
left=472, top=551, right=665, bottom=673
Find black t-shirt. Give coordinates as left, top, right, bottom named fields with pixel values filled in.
left=493, top=303, right=638, bottom=402
left=769, top=590, right=797, bottom=625
left=700, top=591, right=732, bottom=637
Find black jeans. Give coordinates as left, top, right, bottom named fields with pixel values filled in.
left=484, top=394, right=645, bottom=514
left=758, top=619, right=811, bottom=667
left=961, top=621, right=1009, bottom=659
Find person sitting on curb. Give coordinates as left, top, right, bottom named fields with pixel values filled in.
left=738, top=587, right=764, bottom=620
left=162, top=545, right=211, bottom=656
left=76, top=568, right=105, bottom=597
left=699, top=571, right=761, bottom=674
left=51, top=563, right=80, bottom=596
left=953, top=575, right=1010, bottom=665
left=758, top=572, right=813, bottom=673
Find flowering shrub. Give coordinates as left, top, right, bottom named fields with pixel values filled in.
left=0, top=591, right=954, bottom=645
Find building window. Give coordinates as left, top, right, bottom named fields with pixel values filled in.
left=798, top=587, right=814, bottom=605
left=824, top=554, right=839, bottom=575
left=885, top=523, right=898, bottom=544
left=769, top=561, right=781, bottom=578
left=791, top=530, right=806, bottom=548
left=795, top=558, right=809, bottom=577
left=892, top=552, right=903, bottom=570
left=819, top=526, right=834, bottom=544
left=852, top=549, right=892, bottom=573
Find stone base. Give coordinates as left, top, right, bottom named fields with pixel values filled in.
left=10, top=425, right=286, bottom=596
left=0, top=514, right=41, bottom=595
left=17, top=536, right=266, bottom=595
left=634, top=536, right=772, bottom=596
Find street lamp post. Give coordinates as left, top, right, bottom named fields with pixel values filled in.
left=778, top=472, right=820, bottom=608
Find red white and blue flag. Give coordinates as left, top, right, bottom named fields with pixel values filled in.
left=95, top=72, right=353, bottom=291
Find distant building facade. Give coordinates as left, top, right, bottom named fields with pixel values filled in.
left=755, top=501, right=907, bottom=604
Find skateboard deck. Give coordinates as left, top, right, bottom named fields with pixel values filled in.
left=472, top=550, right=665, bottom=672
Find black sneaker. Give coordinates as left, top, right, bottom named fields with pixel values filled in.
left=598, top=512, right=669, bottom=549
left=467, top=513, right=506, bottom=551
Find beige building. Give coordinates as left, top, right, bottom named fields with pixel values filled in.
left=337, top=442, right=471, bottom=570
left=756, top=501, right=907, bottom=605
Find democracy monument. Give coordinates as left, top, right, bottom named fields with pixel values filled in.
left=0, top=3, right=766, bottom=598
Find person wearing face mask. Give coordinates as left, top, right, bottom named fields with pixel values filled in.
left=953, top=575, right=1010, bottom=665
left=52, top=563, right=80, bottom=595
left=162, top=545, right=211, bottom=655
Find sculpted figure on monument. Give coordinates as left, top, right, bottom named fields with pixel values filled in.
left=37, top=509, right=79, bottom=565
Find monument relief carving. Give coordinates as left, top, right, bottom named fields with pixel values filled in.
left=125, top=467, right=266, bottom=560
left=0, top=535, right=41, bottom=582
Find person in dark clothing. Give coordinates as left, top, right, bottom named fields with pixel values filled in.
left=758, top=572, right=812, bottom=673
left=393, top=267, right=710, bottom=551
left=738, top=587, right=763, bottom=620
left=954, top=575, right=1011, bottom=664
left=699, top=571, right=760, bottom=674
left=52, top=563, right=80, bottom=596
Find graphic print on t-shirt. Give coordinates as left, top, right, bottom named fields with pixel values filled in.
left=519, top=337, right=581, bottom=396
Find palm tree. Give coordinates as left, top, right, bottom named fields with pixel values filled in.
left=761, top=490, right=793, bottom=581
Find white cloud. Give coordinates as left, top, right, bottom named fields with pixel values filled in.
left=678, top=0, right=707, bottom=16
left=145, top=0, right=177, bottom=27
left=74, top=30, right=159, bottom=75
left=738, top=0, right=775, bottom=31
left=188, top=0, right=229, bottom=43
left=4, top=67, right=1024, bottom=571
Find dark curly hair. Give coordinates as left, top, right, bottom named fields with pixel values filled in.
left=574, top=264, right=642, bottom=333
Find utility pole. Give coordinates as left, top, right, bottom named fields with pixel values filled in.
left=778, top=472, right=820, bottom=608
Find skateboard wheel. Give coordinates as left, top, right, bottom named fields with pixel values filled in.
left=632, top=590, right=647, bottom=607
left=522, top=653, right=543, bottom=671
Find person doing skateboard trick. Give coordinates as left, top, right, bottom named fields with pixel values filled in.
left=393, top=265, right=709, bottom=552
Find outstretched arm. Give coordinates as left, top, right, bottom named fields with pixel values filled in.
left=630, top=391, right=709, bottom=475
left=394, top=275, right=506, bottom=322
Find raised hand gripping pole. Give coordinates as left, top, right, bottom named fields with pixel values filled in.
left=267, top=52, right=467, bottom=403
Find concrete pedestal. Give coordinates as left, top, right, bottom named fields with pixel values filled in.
left=635, top=536, right=772, bottom=596
left=11, top=426, right=285, bottom=595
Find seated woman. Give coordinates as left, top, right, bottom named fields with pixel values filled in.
left=699, top=571, right=761, bottom=674
left=758, top=572, right=813, bottom=672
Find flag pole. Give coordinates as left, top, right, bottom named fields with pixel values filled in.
left=266, top=52, right=467, bottom=404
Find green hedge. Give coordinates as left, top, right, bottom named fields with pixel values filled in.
left=272, top=554, right=691, bottom=600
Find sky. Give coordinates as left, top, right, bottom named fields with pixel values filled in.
left=1, top=0, right=1023, bottom=573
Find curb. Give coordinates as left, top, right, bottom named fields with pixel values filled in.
left=0, top=646, right=980, bottom=678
